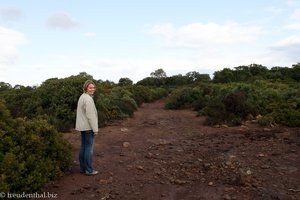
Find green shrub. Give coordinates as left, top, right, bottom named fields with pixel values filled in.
left=257, top=115, right=274, bottom=126
left=129, top=85, right=154, bottom=105
left=0, top=101, right=72, bottom=193
left=150, top=87, right=169, bottom=101
left=274, top=109, right=300, bottom=127
left=165, top=87, right=202, bottom=109
left=116, top=95, right=138, bottom=117
left=231, top=117, right=243, bottom=126
left=201, top=97, right=227, bottom=125
left=95, top=94, right=110, bottom=127
left=193, top=95, right=207, bottom=111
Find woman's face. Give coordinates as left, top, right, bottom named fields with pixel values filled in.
left=86, top=84, right=96, bottom=95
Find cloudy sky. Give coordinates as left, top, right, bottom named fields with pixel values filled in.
left=0, top=0, right=299, bottom=86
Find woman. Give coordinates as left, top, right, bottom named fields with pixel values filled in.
left=75, top=80, right=99, bottom=175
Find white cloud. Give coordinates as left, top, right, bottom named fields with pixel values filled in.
left=285, top=22, right=300, bottom=30
left=46, top=12, right=80, bottom=30
left=266, top=7, right=284, bottom=15
left=270, top=35, right=300, bottom=61
left=286, top=0, right=300, bottom=7
left=272, top=35, right=300, bottom=48
left=0, top=26, right=27, bottom=66
left=0, top=7, right=22, bottom=21
left=285, top=8, right=300, bottom=30
left=291, top=8, right=300, bottom=20
left=147, top=22, right=262, bottom=48
left=84, top=32, right=96, bottom=37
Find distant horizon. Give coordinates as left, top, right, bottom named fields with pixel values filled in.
left=1, top=0, right=299, bottom=86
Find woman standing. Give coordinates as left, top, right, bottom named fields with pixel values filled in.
left=75, top=80, right=99, bottom=175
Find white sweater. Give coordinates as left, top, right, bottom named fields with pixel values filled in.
left=75, top=93, right=98, bottom=133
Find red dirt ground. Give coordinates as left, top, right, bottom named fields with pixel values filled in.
left=44, top=100, right=300, bottom=200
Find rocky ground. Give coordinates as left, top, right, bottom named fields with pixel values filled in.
left=43, top=100, right=300, bottom=200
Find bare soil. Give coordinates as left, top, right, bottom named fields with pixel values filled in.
left=44, top=100, right=300, bottom=200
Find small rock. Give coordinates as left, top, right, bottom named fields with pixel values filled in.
left=158, top=139, right=171, bottom=145
left=240, top=125, right=248, bottom=129
left=257, top=153, right=265, bottom=157
left=173, top=179, right=187, bottom=185
left=123, top=142, right=130, bottom=148
left=136, top=165, right=145, bottom=171
left=225, top=161, right=232, bottom=166
left=99, top=177, right=113, bottom=184
left=238, top=169, right=253, bottom=186
left=120, top=128, right=129, bottom=132
left=256, top=114, right=262, bottom=119
left=83, top=184, right=91, bottom=189
left=246, top=114, right=254, bottom=120
left=145, top=152, right=153, bottom=159
left=208, top=181, right=214, bottom=186
left=223, top=194, right=231, bottom=200
left=203, top=163, right=211, bottom=170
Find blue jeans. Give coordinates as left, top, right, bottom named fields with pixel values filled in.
left=79, top=130, right=95, bottom=173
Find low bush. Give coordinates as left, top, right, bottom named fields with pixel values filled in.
left=0, top=101, right=72, bottom=193
left=165, top=87, right=202, bottom=109
left=166, top=81, right=300, bottom=127
left=201, top=97, right=227, bottom=125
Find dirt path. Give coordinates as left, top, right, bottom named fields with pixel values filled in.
left=44, top=100, right=300, bottom=200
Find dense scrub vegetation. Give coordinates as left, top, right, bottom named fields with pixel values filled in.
left=0, top=72, right=168, bottom=193
left=0, top=100, right=72, bottom=192
left=165, top=81, right=300, bottom=126
left=0, top=73, right=168, bottom=132
left=163, top=63, right=300, bottom=126
left=0, top=63, right=299, bottom=193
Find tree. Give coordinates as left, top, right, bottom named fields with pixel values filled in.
left=248, top=64, right=268, bottom=78
left=150, top=68, right=167, bottom=78
left=165, top=74, right=189, bottom=85
left=0, top=82, right=12, bottom=91
left=186, top=71, right=211, bottom=83
left=118, top=78, right=133, bottom=86
left=234, top=65, right=251, bottom=82
left=291, top=63, right=300, bottom=82
left=213, top=68, right=234, bottom=83
left=78, top=72, right=93, bottom=79
left=186, top=71, right=200, bottom=82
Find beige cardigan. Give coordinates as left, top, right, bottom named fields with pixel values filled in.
left=75, top=93, right=98, bottom=133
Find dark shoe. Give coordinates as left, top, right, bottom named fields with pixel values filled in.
left=85, top=170, right=98, bottom=176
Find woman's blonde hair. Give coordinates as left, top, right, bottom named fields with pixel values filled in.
left=83, top=80, right=95, bottom=92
